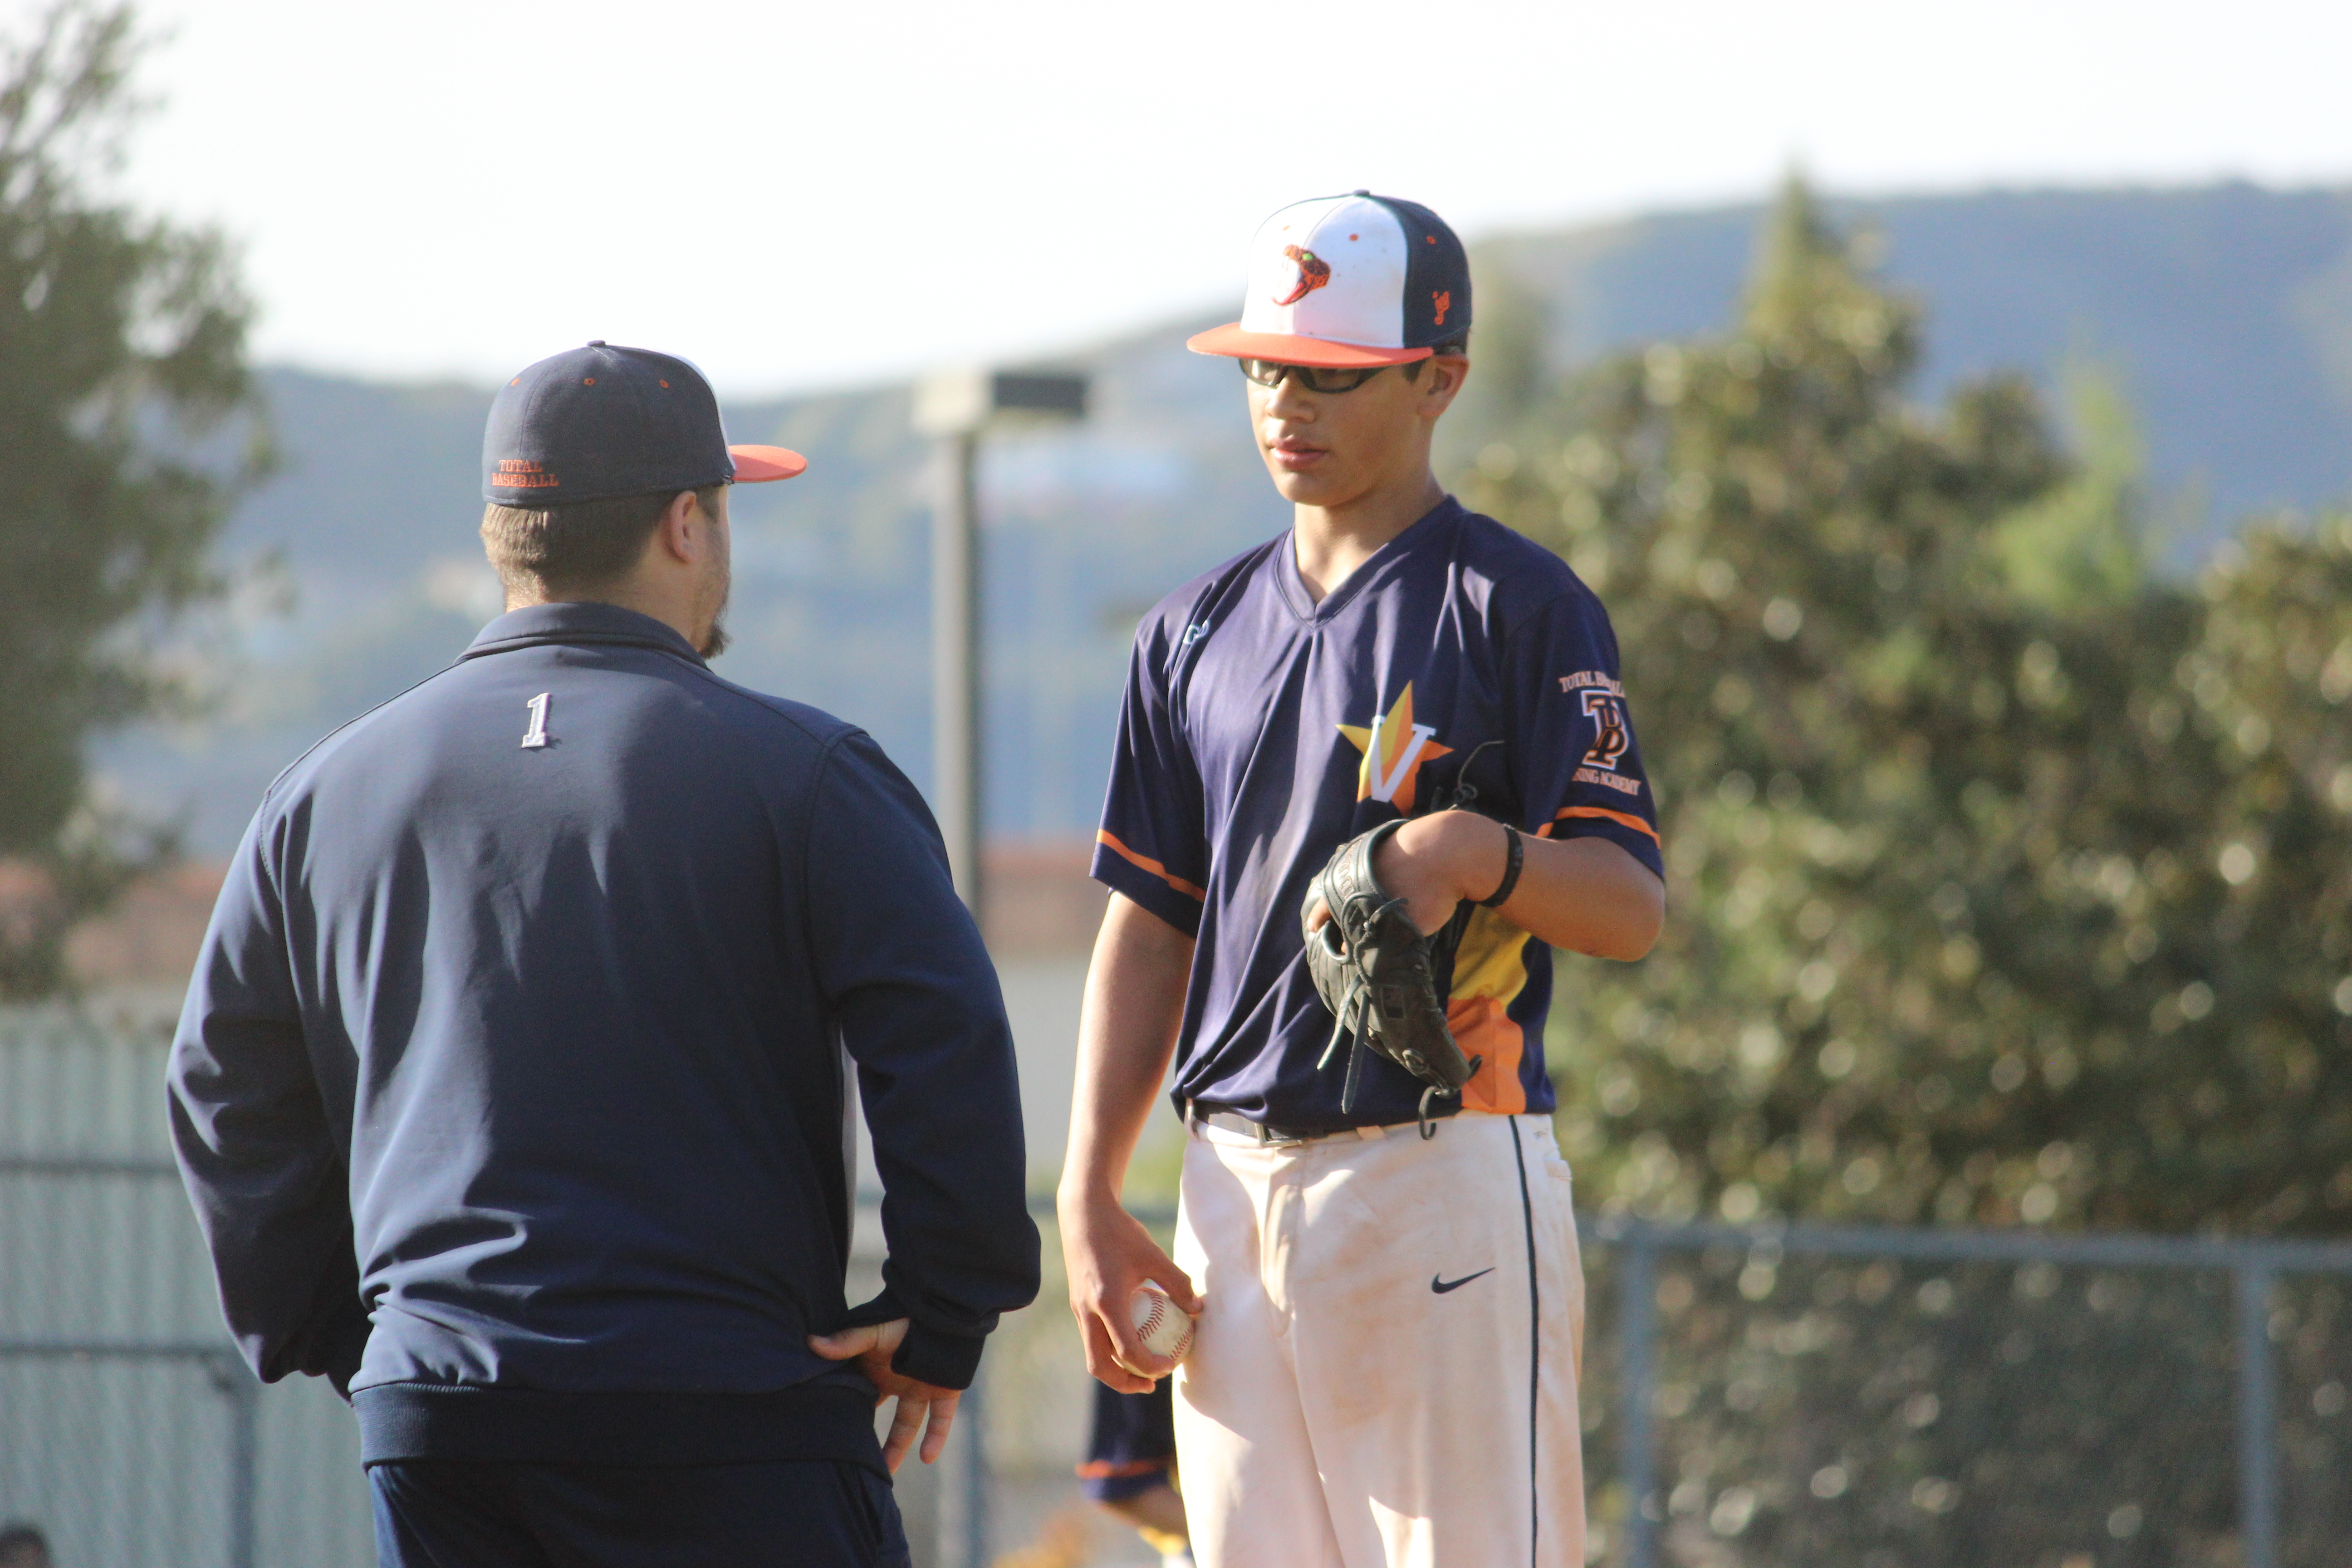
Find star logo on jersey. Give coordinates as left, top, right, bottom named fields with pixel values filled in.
left=1337, top=683, right=1453, bottom=812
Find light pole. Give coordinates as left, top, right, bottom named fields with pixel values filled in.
left=910, top=365, right=1087, bottom=1568
left=912, top=369, right=1089, bottom=921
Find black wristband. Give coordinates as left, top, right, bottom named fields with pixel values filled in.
left=1479, top=822, right=1524, bottom=908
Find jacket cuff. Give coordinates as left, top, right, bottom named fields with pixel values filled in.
left=892, top=1320, right=985, bottom=1391
left=838, top=1288, right=906, bottom=1331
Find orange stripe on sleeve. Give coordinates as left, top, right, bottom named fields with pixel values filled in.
left=1538, top=804, right=1662, bottom=844
left=1077, top=1458, right=1172, bottom=1480
left=1095, top=830, right=1208, bottom=902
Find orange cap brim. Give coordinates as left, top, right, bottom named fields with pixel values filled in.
left=1185, top=324, right=1433, bottom=368
left=729, top=444, right=808, bottom=482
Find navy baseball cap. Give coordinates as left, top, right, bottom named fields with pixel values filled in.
left=1189, top=191, right=1470, bottom=368
left=483, top=342, right=806, bottom=507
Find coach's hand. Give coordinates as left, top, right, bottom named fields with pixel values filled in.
left=1306, top=808, right=1508, bottom=936
left=808, top=1319, right=960, bottom=1472
left=1060, top=1191, right=1203, bottom=1394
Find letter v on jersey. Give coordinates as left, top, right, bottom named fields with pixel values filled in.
left=1338, top=683, right=1455, bottom=810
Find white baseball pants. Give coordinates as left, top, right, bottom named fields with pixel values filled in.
left=1171, top=1111, right=1586, bottom=1568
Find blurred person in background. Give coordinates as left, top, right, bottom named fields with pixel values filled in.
left=1077, top=1380, right=1191, bottom=1566
left=167, top=343, right=1038, bottom=1568
left=0, top=1524, right=52, bottom=1568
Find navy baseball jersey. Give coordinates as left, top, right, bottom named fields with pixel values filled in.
left=1092, top=498, right=1661, bottom=1131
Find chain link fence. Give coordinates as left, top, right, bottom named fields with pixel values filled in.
left=1575, top=1216, right=2352, bottom=1568
left=0, top=1005, right=373, bottom=1568
left=11, top=1003, right=2352, bottom=1568
left=942, top=1205, right=2352, bottom=1568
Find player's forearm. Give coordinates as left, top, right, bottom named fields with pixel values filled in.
left=1379, top=808, right=1663, bottom=960
left=1059, top=893, right=1195, bottom=1208
left=1505, top=832, right=1664, bottom=960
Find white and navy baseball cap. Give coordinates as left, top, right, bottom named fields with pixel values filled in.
left=1188, top=191, right=1471, bottom=368
left=483, top=342, right=807, bottom=507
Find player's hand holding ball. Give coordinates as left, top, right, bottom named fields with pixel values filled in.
left=1060, top=1186, right=1203, bottom=1392
left=1124, top=1282, right=1197, bottom=1373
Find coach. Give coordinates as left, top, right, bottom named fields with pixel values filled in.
left=168, top=343, right=1038, bottom=1567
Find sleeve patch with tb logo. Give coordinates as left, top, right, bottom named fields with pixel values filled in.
left=1568, top=682, right=1642, bottom=795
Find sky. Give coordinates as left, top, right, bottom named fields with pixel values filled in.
left=24, top=0, right=2352, bottom=395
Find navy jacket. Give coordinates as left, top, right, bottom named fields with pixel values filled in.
left=168, top=603, right=1039, bottom=1468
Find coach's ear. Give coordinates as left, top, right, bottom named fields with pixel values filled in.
left=652, top=488, right=718, bottom=565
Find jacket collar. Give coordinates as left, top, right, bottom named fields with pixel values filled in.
left=459, top=601, right=707, bottom=666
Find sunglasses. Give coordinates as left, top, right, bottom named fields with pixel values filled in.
left=1239, top=358, right=1392, bottom=394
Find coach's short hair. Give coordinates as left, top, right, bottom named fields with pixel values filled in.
left=480, top=485, right=723, bottom=598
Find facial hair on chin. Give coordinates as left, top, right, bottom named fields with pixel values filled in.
left=697, top=568, right=731, bottom=659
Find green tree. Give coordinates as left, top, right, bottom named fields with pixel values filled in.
left=1463, top=177, right=2352, bottom=1240
left=1453, top=180, right=2352, bottom=1564
left=0, top=0, right=267, bottom=996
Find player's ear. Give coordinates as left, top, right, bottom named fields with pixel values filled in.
left=1419, top=353, right=1470, bottom=415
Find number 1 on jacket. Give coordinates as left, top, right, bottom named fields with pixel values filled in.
left=521, top=692, right=552, bottom=749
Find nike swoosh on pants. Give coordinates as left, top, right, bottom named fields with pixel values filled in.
left=1432, top=1268, right=1495, bottom=1294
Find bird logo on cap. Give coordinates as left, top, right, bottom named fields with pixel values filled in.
left=1272, top=245, right=1332, bottom=307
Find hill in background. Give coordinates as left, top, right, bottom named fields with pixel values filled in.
left=98, top=181, right=2352, bottom=859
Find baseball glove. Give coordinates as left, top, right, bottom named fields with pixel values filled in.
left=1301, top=819, right=1482, bottom=1120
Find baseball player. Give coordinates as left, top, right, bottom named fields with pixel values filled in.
left=169, top=343, right=1039, bottom=1567
left=1077, top=1381, right=1192, bottom=1567
left=1057, top=193, right=1665, bottom=1568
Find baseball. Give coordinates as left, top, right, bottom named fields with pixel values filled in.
left=1130, top=1282, right=1197, bottom=1364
